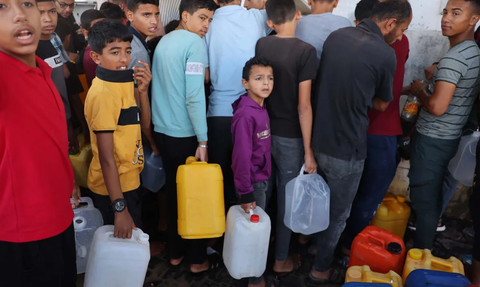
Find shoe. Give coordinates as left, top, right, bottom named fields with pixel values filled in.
left=407, top=218, right=446, bottom=232
left=437, top=218, right=446, bottom=232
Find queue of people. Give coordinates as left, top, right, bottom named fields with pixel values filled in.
left=2, top=0, right=480, bottom=286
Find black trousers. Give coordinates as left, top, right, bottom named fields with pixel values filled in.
left=88, top=187, right=143, bottom=228
left=0, top=223, right=77, bottom=287
left=472, top=140, right=480, bottom=261
left=154, top=132, right=207, bottom=264
left=207, top=117, right=236, bottom=207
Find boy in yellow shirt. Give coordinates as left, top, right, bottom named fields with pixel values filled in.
left=85, top=19, right=152, bottom=239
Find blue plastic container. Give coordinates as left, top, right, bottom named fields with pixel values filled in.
left=405, top=270, right=471, bottom=287
left=141, top=144, right=165, bottom=192
left=342, top=283, right=391, bottom=287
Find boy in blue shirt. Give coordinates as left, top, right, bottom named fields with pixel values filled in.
left=151, top=0, right=220, bottom=275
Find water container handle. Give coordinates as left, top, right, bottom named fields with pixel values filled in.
left=70, top=197, right=94, bottom=208
left=298, top=164, right=306, bottom=176
left=186, top=156, right=197, bottom=164
left=106, top=230, right=150, bottom=244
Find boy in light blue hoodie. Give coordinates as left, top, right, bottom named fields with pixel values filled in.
left=231, top=57, right=273, bottom=287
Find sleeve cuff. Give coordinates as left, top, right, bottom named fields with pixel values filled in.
left=240, top=192, right=255, bottom=204
left=197, top=133, right=208, bottom=143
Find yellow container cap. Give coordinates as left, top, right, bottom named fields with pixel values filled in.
left=396, top=195, right=406, bottom=203
left=408, top=249, right=423, bottom=260
left=348, top=268, right=362, bottom=280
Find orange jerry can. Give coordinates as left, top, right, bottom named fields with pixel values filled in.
left=402, top=249, right=464, bottom=284
left=177, top=157, right=225, bottom=239
left=371, top=194, right=411, bottom=239
left=345, top=266, right=403, bottom=287
left=349, top=226, right=406, bottom=275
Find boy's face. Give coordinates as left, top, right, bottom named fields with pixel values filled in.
left=90, top=39, right=132, bottom=71
left=181, top=8, right=213, bottom=38
left=37, top=1, right=57, bottom=40
left=442, top=0, right=480, bottom=37
left=0, top=0, right=41, bottom=61
left=127, top=4, right=159, bottom=38
left=244, top=0, right=266, bottom=10
left=242, top=65, right=274, bottom=99
left=55, top=0, right=74, bottom=18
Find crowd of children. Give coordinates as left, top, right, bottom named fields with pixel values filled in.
left=2, top=0, right=480, bottom=286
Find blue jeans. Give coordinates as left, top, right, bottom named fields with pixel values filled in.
left=313, top=152, right=364, bottom=272
left=343, top=135, right=398, bottom=249
left=271, top=135, right=305, bottom=261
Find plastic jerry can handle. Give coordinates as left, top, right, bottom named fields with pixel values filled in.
left=185, top=156, right=207, bottom=165
left=106, top=231, right=150, bottom=244
left=365, top=234, right=386, bottom=248
left=430, top=258, right=455, bottom=272
left=71, top=197, right=94, bottom=208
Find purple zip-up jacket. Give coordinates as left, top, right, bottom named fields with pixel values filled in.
left=231, top=94, right=271, bottom=204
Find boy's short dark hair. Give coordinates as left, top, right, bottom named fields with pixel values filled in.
left=100, top=2, right=125, bottom=21
left=355, top=0, right=378, bottom=21
left=242, top=57, right=272, bottom=81
left=56, top=18, right=72, bottom=42
left=88, top=19, right=133, bottom=54
left=370, top=0, right=412, bottom=24
left=466, top=0, right=480, bottom=14
left=127, top=0, right=159, bottom=12
left=265, top=0, right=297, bottom=25
left=179, top=0, right=216, bottom=16
left=165, top=20, right=179, bottom=34
left=80, top=9, right=106, bottom=31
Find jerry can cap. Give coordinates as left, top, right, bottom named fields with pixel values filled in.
left=347, top=268, right=362, bottom=280
left=408, top=249, right=423, bottom=260
left=396, top=195, right=406, bottom=203
left=250, top=214, right=259, bottom=223
left=387, top=242, right=402, bottom=255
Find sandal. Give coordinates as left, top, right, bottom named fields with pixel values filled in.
left=191, top=252, right=222, bottom=280
left=306, top=268, right=344, bottom=285
left=273, top=254, right=302, bottom=278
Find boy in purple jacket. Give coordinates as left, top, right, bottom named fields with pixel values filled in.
left=231, top=56, right=274, bottom=287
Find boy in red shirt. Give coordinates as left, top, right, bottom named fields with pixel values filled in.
left=0, top=0, right=79, bottom=285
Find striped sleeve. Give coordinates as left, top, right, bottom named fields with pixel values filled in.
left=435, top=51, right=469, bottom=86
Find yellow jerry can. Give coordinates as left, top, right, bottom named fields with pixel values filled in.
left=177, top=157, right=225, bottom=239
left=402, top=249, right=464, bottom=283
left=69, top=134, right=93, bottom=188
left=346, top=265, right=403, bottom=287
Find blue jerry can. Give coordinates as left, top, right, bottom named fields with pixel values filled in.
left=343, top=283, right=392, bottom=287
left=405, top=269, right=471, bottom=287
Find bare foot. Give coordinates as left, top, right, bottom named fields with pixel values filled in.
left=170, top=256, right=183, bottom=266
left=273, top=254, right=301, bottom=273
left=311, top=268, right=330, bottom=281
left=190, top=260, right=209, bottom=273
